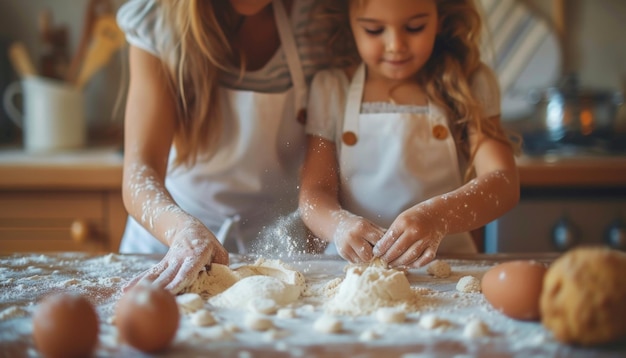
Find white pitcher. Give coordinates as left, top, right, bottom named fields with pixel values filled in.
left=3, top=76, right=86, bottom=152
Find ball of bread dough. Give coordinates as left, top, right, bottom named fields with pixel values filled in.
left=540, top=247, right=626, bottom=346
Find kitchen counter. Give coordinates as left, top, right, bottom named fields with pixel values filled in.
left=0, top=148, right=624, bottom=189
left=0, top=146, right=123, bottom=190
left=0, top=252, right=624, bottom=357
left=517, top=154, right=626, bottom=188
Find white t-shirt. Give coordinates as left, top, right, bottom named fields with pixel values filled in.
left=116, top=0, right=331, bottom=93
left=305, top=64, right=501, bottom=142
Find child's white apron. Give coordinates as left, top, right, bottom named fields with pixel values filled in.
left=336, top=63, right=476, bottom=254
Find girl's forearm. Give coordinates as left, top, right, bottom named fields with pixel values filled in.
left=299, top=190, right=344, bottom=244
left=413, top=168, right=520, bottom=235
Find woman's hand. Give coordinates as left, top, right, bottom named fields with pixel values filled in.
left=373, top=206, right=443, bottom=268
left=333, top=211, right=385, bottom=263
left=123, top=220, right=229, bottom=294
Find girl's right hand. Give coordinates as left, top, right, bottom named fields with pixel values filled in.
left=333, top=211, right=385, bottom=263
left=123, top=220, right=229, bottom=294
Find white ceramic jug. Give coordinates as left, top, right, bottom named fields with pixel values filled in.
left=3, top=76, right=86, bottom=152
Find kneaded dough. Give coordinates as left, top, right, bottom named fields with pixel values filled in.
left=210, top=276, right=301, bottom=309
left=540, top=247, right=626, bottom=346
left=426, top=260, right=451, bottom=278
left=325, top=264, right=414, bottom=315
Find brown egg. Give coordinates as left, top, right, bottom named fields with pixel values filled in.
left=32, top=292, right=99, bottom=358
left=115, top=282, right=180, bottom=353
left=481, top=260, right=548, bottom=321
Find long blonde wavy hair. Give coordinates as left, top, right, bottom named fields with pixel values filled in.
left=314, top=0, right=520, bottom=181
left=156, top=0, right=246, bottom=168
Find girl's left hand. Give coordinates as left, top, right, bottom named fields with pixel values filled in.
left=373, top=207, right=444, bottom=268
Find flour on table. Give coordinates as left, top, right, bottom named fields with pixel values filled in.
left=324, top=263, right=417, bottom=315
left=456, top=275, right=481, bottom=293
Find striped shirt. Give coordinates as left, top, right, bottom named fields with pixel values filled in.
left=116, top=0, right=332, bottom=92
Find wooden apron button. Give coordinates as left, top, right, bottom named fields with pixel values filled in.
left=432, top=124, right=448, bottom=140
left=342, top=131, right=358, bottom=146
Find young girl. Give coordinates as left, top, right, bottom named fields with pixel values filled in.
left=299, top=0, right=520, bottom=267
left=116, top=0, right=330, bottom=293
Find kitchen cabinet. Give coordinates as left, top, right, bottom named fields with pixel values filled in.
left=486, top=154, right=626, bottom=253
left=0, top=147, right=126, bottom=253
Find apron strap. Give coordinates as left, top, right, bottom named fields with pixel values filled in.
left=340, top=63, right=366, bottom=148
left=273, top=0, right=307, bottom=121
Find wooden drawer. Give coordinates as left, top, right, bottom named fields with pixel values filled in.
left=0, top=190, right=126, bottom=253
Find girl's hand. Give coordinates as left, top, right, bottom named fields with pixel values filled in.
left=333, top=211, right=385, bottom=263
left=373, top=207, right=443, bottom=268
left=123, top=220, right=229, bottom=294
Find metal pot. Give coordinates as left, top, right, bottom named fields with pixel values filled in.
left=521, top=75, right=626, bottom=155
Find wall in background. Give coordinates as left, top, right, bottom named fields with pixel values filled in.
left=526, top=0, right=626, bottom=91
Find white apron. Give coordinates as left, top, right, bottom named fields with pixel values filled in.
left=336, top=63, right=476, bottom=254
left=120, top=0, right=308, bottom=254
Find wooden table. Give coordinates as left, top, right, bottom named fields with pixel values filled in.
left=0, top=252, right=624, bottom=357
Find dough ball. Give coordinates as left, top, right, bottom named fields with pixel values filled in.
left=456, top=275, right=481, bottom=293
left=418, top=314, right=453, bottom=331
left=115, top=282, right=180, bottom=353
left=540, top=247, right=626, bottom=346
left=463, top=319, right=490, bottom=339
left=313, top=315, right=343, bottom=334
left=276, top=307, right=297, bottom=319
left=376, top=307, right=406, bottom=324
left=32, top=292, right=99, bottom=358
left=247, top=297, right=278, bottom=315
left=426, top=260, right=451, bottom=278
left=190, top=309, right=216, bottom=327
left=244, top=313, right=273, bottom=331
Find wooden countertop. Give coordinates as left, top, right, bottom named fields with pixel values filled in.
left=517, top=154, right=626, bottom=187
left=1, top=252, right=624, bottom=357
left=0, top=148, right=624, bottom=189
left=0, top=147, right=123, bottom=190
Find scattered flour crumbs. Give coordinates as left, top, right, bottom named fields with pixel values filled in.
left=0, top=253, right=572, bottom=357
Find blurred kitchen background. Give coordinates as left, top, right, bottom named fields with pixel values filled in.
left=1, top=0, right=626, bottom=146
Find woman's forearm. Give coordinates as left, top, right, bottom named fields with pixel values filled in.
left=123, top=162, right=195, bottom=247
